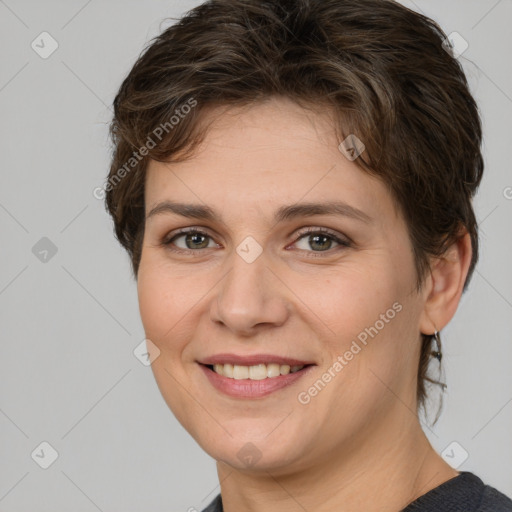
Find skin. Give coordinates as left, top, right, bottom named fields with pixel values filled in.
left=137, top=96, right=472, bottom=512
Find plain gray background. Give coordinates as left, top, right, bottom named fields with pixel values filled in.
left=1, top=1, right=511, bottom=511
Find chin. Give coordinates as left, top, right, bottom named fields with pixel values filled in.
left=206, top=439, right=304, bottom=473
left=188, top=418, right=318, bottom=473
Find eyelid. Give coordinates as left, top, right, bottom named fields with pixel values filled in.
left=163, top=226, right=215, bottom=242
left=292, top=226, right=352, bottom=245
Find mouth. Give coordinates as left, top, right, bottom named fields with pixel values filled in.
left=198, top=361, right=316, bottom=399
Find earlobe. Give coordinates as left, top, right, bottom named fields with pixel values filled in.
left=419, top=231, right=473, bottom=334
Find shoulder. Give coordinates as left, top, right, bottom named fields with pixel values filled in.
left=199, top=476, right=512, bottom=512
left=403, top=472, right=512, bottom=512
left=200, top=493, right=223, bottom=512
left=477, top=481, right=512, bottom=512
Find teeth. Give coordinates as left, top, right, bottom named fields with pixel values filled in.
left=233, top=365, right=249, bottom=380
left=249, top=364, right=267, bottom=380
left=267, top=363, right=281, bottom=378
left=210, top=363, right=305, bottom=380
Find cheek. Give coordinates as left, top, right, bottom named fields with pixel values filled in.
left=137, top=262, right=165, bottom=338
left=137, top=252, right=220, bottom=362
left=310, top=262, right=401, bottom=333
left=137, top=256, right=188, bottom=345
left=314, top=258, right=419, bottom=382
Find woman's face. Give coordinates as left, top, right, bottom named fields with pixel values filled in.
left=137, top=97, right=429, bottom=473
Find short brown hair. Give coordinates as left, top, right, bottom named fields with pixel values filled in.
left=105, top=0, right=484, bottom=411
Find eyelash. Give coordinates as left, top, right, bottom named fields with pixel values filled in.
left=161, top=226, right=352, bottom=258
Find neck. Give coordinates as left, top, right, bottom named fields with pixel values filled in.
left=215, top=411, right=458, bottom=512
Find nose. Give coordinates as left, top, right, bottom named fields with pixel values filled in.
left=209, top=248, right=290, bottom=336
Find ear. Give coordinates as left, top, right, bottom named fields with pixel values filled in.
left=419, top=230, right=473, bottom=334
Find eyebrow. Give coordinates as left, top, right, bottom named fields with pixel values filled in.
left=146, top=200, right=373, bottom=225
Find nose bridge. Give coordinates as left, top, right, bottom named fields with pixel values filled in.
left=211, top=245, right=289, bottom=334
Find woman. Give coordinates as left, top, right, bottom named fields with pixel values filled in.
left=104, top=0, right=512, bottom=510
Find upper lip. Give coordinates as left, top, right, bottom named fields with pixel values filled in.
left=198, top=353, right=316, bottom=366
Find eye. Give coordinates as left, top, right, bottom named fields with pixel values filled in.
left=291, top=227, right=351, bottom=256
left=163, top=228, right=219, bottom=252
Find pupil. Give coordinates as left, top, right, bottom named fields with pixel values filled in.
left=187, top=233, right=208, bottom=249
left=311, top=234, right=331, bottom=251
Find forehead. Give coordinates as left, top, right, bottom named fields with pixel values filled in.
left=144, top=97, right=399, bottom=226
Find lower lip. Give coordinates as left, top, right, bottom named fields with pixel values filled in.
left=199, top=364, right=315, bottom=398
